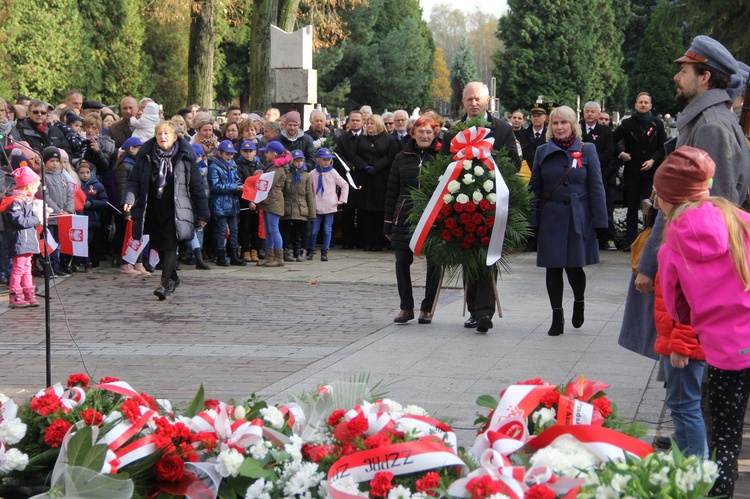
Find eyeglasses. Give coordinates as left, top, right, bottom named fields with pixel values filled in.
left=384, top=122, right=394, bottom=126
left=31, top=110, right=48, bottom=115
left=395, top=118, right=407, bottom=122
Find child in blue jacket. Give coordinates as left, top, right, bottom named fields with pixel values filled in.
left=208, top=140, right=245, bottom=266
left=76, top=161, right=108, bottom=272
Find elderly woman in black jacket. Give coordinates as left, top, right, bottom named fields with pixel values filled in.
left=352, top=114, right=398, bottom=251
left=123, top=121, right=210, bottom=300
left=384, top=115, right=442, bottom=324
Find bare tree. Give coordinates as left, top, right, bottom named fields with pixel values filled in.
left=188, top=0, right=215, bottom=108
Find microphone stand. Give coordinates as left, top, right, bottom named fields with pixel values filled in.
left=39, top=162, right=52, bottom=387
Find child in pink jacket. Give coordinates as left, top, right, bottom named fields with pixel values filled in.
left=307, top=148, right=349, bottom=261
left=656, top=146, right=750, bottom=497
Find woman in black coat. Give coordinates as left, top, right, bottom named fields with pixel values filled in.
left=123, top=121, right=210, bottom=300
left=352, top=114, right=398, bottom=251
left=384, top=115, right=441, bottom=324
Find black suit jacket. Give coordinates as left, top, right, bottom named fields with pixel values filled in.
left=581, top=122, right=616, bottom=185
left=440, top=112, right=520, bottom=169
left=518, top=126, right=547, bottom=166
left=612, top=115, right=666, bottom=178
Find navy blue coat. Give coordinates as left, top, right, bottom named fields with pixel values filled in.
left=79, top=173, right=108, bottom=229
left=0, top=191, right=40, bottom=256
left=529, top=139, right=607, bottom=268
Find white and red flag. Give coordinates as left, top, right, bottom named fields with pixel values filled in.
left=57, top=214, right=88, bottom=257
left=121, top=219, right=149, bottom=264
left=36, top=226, right=58, bottom=256
left=242, top=172, right=275, bottom=204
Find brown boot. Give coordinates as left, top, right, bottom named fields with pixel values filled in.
left=393, top=309, right=414, bottom=323
left=265, top=249, right=283, bottom=267
left=250, top=249, right=259, bottom=262
left=242, top=251, right=252, bottom=262
left=257, top=247, right=273, bottom=267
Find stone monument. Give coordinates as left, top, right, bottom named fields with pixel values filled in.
left=270, top=25, right=317, bottom=125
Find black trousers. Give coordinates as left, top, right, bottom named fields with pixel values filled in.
left=239, top=211, right=260, bottom=253
left=341, top=205, right=360, bottom=247
left=465, top=267, right=497, bottom=319
left=624, top=173, right=653, bottom=245
left=282, top=219, right=307, bottom=253
left=394, top=249, right=441, bottom=311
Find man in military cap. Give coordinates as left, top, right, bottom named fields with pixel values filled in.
left=519, top=102, right=548, bottom=167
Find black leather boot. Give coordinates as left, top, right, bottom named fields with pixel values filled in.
left=216, top=250, right=229, bottom=267
left=548, top=308, right=564, bottom=336
left=572, top=300, right=584, bottom=328
left=194, top=248, right=211, bottom=270
left=230, top=248, right=247, bottom=266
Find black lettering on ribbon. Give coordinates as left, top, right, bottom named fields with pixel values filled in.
left=331, top=462, right=350, bottom=481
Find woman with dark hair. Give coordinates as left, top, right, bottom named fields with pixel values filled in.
left=384, top=115, right=442, bottom=324
left=352, top=114, right=398, bottom=251
left=123, top=121, right=210, bottom=300
left=220, top=121, right=240, bottom=144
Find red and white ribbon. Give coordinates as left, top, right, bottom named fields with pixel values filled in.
left=91, top=380, right=147, bottom=405
left=33, top=383, right=87, bottom=413
left=189, top=404, right=264, bottom=449
left=522, top=425, right=654, bottom=461
left=571, top=150, right=583, bottom=169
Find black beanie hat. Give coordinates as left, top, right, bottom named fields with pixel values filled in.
left=42, top=146, right=61, bottom=164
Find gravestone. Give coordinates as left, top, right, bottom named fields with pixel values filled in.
left=270, top=25, right=317, bottom=125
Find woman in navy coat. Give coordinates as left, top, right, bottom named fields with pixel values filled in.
left=529, top=106, right=608, bottom=336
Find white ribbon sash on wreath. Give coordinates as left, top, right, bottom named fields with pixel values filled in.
left=333, top=152, right=362, bottom=190
left=409, top=126, right=510, bottom=266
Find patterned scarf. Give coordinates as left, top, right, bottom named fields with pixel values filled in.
left=551, top=134, right=576, bottom=150
left=153, top=142, right=178, bottom=198
left=314, top=165, right=333, bottom=195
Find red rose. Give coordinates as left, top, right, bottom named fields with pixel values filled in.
left=451, top=227, right=464, bottom=238
left=479, top=199, right=491, bottom=211
left=98, top=376, right=120, bottom=384
left=481, top=237, right=490, bottom=246
left=67, top=373, right=90, bottom=388
left=44, top=419, right=72, bottom=448
left=436, top=214, right=444, bottom=222
left=464, top=202, right=477, bottom=213
left=593, top=397, right=613, bottom=418
left=346, top=413, right=368, bottom=437
left=31, top=392, right=62, bottom=416
left=476, top=226, right=488, bottom=237
left=369, top=471, right=394, bottom=498
left=466, top=475, right=506, bottom=499
left=465, top=223, right=477, bottom=233
left=440, top=204, right=452, bottom=216
left=82, top=408, right=103, bottom=426
left=460, top=242, right=471, bottom=249
left=540, top=391, right=560, bottom=408
left=302, top=443, right=334, bottom=462
left=525, top=484, right=556, bottom=499
left=121, top=399, right=142, bottom=423
left=464, top=234, right=476, bottom=245
left=460, top=213, right=472, bottom=225
left=328, top=409, right=346, bottom=426
left=364, top=433, right=392, bottom=449
left=416, top=471, right=441, bottom=496
left=485, top=216, right=495, bottom=228
left=444, top=218, right=457, bottom=230
left=441, top=230, right=452, bottom=241
left=204, top=399, right=221, bottom=410
left=153, top=455, right=185, bottom=482
left=471, top=213, right=483, bottom=224
left=454, top=202, right=464, bottom=213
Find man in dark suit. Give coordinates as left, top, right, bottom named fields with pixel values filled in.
left=441, top=82, right=520, bottom=333
left=612, top=92, right=666, bottom=247
left=108, top=96, right=138, bottom=149
left=519, top=103, right=548, bottom=167
left=334, top=110, right=365, bottom=249
left=390, top=110, right=410, bottom=145
left=581, top=101, right=616, bottom=250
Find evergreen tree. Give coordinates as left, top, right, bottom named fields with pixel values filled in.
left=214, top=0, right=251, bottom=109
left=631, top=0, right=683, bottom=115
left=622, top=0, right=659, bottom=104
left=450, top=36, right=478, bottom=117
left=683, top=0, right=750, bottom=62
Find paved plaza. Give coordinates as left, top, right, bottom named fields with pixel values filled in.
left=2, top=248, right=749, bottom=495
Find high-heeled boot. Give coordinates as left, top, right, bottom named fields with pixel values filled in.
left=548, top=308, right=564, bottom=336
left=572, top=300, right=584, bottom=328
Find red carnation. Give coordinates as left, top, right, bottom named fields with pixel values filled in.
left=153, top=455, right=185, bottom=482
left=481, top=237, right=490, bottom=246
left=465, top=223, right=477, bottom=233
left=464, top=234, right=476, bottom=245
left=346, top=413, right=368, bottom=438
left=139, top=392, right=159, bottom=410
left=179, top=441, right=198, bottom=462
left=98, top=376, right=120, bottom=384
left=364, top=433, right=392, bottom=449
left=593, top=397, right=613, bottom=418
left=369, top=471, right=395, bottom=498
left=476, top=226, right=488, bottom=237
left=31, top=392, right=62, bottom=416
left=444, top=218, right=458, bottom=230
left=471, top=213, right=483, bottom=224
left=486, top=216, right=495, bottom=228
left=440, top=204, right=452, bottom=216
left=525, top=484, right=556, bottom=499
left=121, top=399, right=142, bottom=423
left=464, top=202, right=477, bottom=213
left=204, top=399, right=221, bottom=410
left=81, top=408, right=103, bottom=426
left=540, top=391, right=560, bottom=408
left=191, top=431, right=218, bottom=452
left=328, top=409, right=347, bottom=426
left=519, top=378, right=545, bottom=385
left=460, top=213, right=472, bottom=225
left=454, top=202, right=464, bottom=213
left=66, top=373, right=90, bottom=388
left=451, top=227, right=464, bottom=238
left=416, top=471, right=441, bottom=496
left=302, top=443, right=333, bottom=462
left=44, top=419, right=72, bottom=448
left=441, top=230, right=452, bottom=241
left=479, top=199, right=491, bottom=211
left=466, top=475, right=506, bottom=499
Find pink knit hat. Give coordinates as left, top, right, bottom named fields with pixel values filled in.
left=285, top=111, right=301, bottom=125
left=12, top=166, right=41, bottom=187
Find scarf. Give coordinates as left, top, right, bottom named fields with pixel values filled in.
left=153, top=142, right=178, bottom=198
left=292, top=165, right=305, bottom=184
left=33, top=120, right=48, bottom=134
left=315, top=165, right=333, bottom=195
left=634, top=110, right=652, bottom=125
left=551, top=134, right=576, bottom=150
left=0, top=122, right=11, bottom=137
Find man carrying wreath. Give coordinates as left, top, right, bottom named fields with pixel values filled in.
left=440, top=82, right=520, bottom=332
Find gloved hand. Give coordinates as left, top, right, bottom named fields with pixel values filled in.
left=364, top=165, right=376, bottom=176
left=84, top=201, right=92, bottom=209
left=595, top=228, right=608, bottom=239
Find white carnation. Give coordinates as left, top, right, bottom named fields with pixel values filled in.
left=456, top=193, right=470, bottom=204
left=447, top=180, right=461, bottom=193
left=216, top=448, right=244, bottom=477
left=474, top=165, right=485, bottom=177
left=486, top=193, right=497, bottom=204
left=249, top=441, right=272, bottom=460
left=483, top=179, right=494, bottom=193
left=462, top=160, right=472, bottom=170
left=331, top=476, right=364, bottom=496
left=245, top=477, right=273, bottom=499
left=402, top=405, right=429, bottom=417
left=388, top=485, right=413, bottom=498
left=260, top=406, right=285, bottom=429
left=472, top=190, right=483, bottom=203
left=531, top=407, right=556, bottom=427
left=396, top=418, right=422, bottom=436
left=529, top=434, right=600, bottom=478
left=285, top=434, right=304, bottom=463
left=462, top=173, right=475, bottom=185
left=0, top=448, right=29, bottom=473
left=0, top=419, right=27, bottom=445
left=283, top=462, right=325, bottom=497
left=443, top=194, right=454, bottom=203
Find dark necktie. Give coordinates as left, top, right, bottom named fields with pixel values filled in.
left=534, top=132, right=540, bottom=140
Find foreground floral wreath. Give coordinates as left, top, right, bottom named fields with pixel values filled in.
left=0, top=374, right=718, bottom=498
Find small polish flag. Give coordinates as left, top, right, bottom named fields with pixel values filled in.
left=121, top=220, right=149, bottom=264
left=57, top=215, right=89, bottom=257
left=36, top=226, right=58, bottom=256
left=242, top=172, right=275, bottom=204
